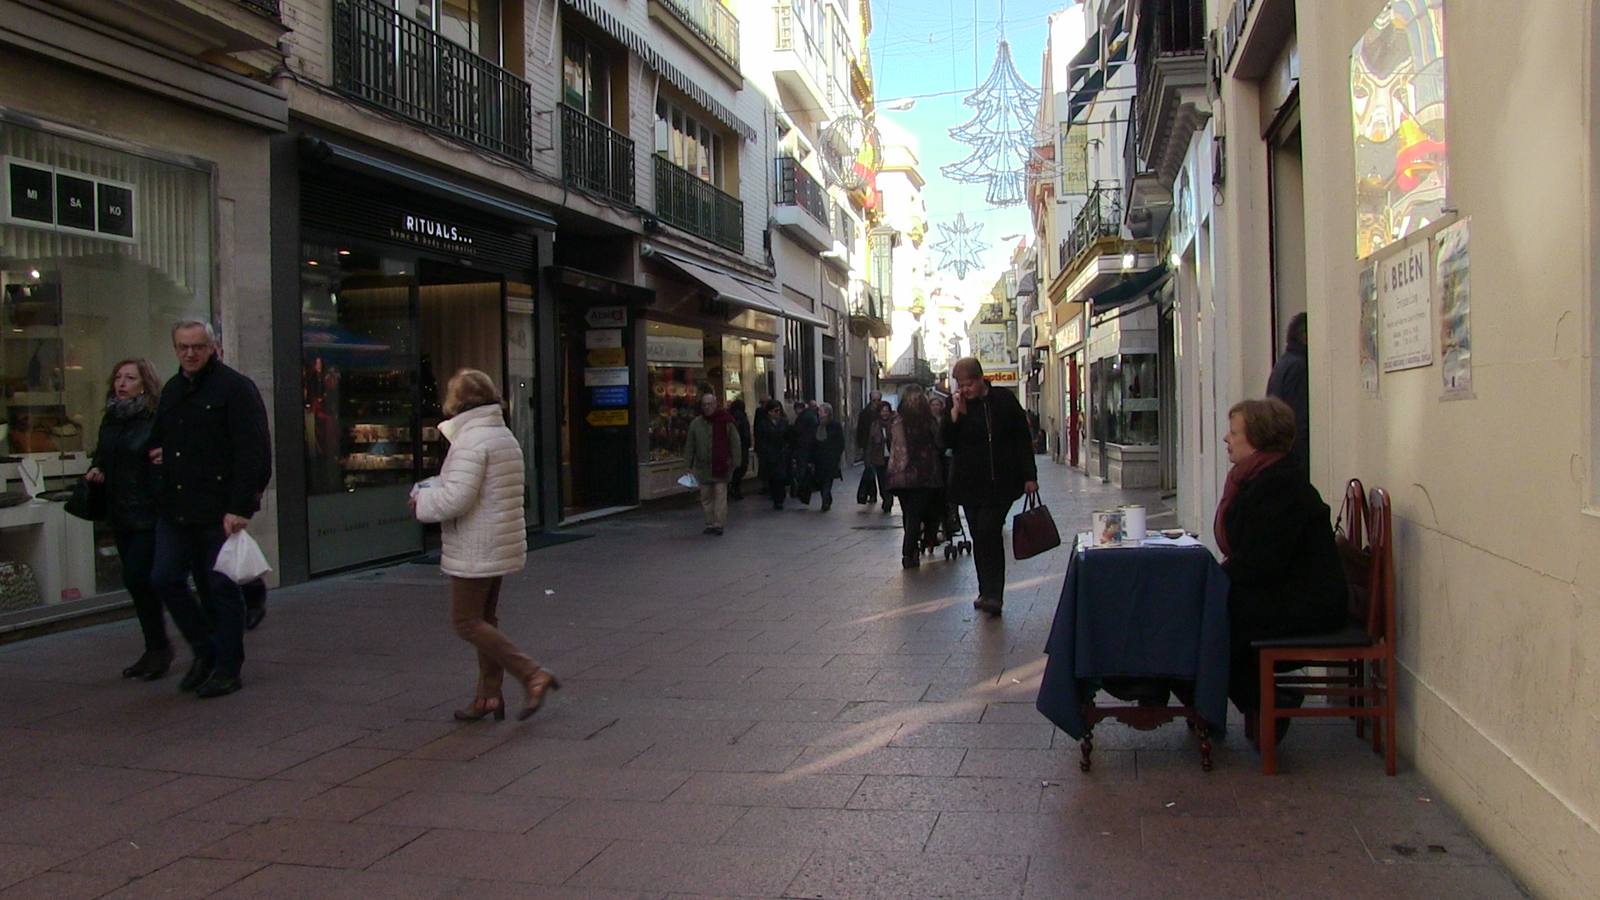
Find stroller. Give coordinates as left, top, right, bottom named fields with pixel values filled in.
left=934, top=451, right=971, bottom=560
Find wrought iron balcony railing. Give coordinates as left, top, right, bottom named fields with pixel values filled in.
left=849, top=282, right=884, bottom=322
left=332, top=0, right=533, bottom=164
left=832, top=201, right=856, bottom=248
left=659, top=0, right=740, bottom=71
left=562, top=105, right=636, bottom=205
left=1065, top=184, right=1122, bottom=267
left=775, top=156, right=828, bottom=226
left=1134, top=0, right=1207, bottom=164
left=654, top=155, right=744, bottom=253
left=235, top=0, right=281, bottom=17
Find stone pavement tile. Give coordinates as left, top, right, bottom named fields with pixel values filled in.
left=787, top=680, right=931, bottom=702
left=833, top=700, right=986, bottom=724
left=267, top=723, right=374, bottom=754
left=447, top=883, right=662, bottom=900
left=657, top=680, right=801, bottom=701
left=369, top=830, right=608, bottom=885
left=529, top=799, right=746, bottom=843
left=195, top=817, right=425, bottom=869
left=470, top=734, right=655, bottom=772
left=718, top=807, right=939, bottom=852
left=958, top=747, right=1136, bottom=780
left=407, top=729, right=524, bottom=762
left=177, top=779, right=331, bottom=825
left=714, top=653, right=837, bottom=670
left=628, top=665, right=763, bottom=684
left=348, top=758, right=527, bottom=794
left=982, top=702, right=1050, bottom=723
left=891, top=722, right=1057, bottom=749
left=273, top=746, right=406, bottom=783
left=349, top=721, right=463, bottom=752
left=847, top=775, right=1044, bottom=812
left=1139, top=813, right=1370, bottom=865
left=1255, top=859, right=1530, bottom=899
left=566, top=841, right=812, bottom=896
left=926, top=811, right=1143, bottom=858
left=787, top=746, right=967, bottom=777
left=822, top=652, right=954, bottom=671
left=783, top=849, right=1029, bottom=899
left=501, top=765, right=692, bottom=802
left=595, top=718, right=755, bottom=745
left=0, top=797, right=155, bottom=851
left=0, top=870, right=129, bottom=899
left=1040, top=773, right=1241, bottom=819
left=664, top=772, right=864, bottom=809
left=124, top=740, right=322, bottom=781
left=358, top=790, right=568, bottom=833
left=211, top=863, right=461, bottom=899
left=55, top=818, right=244, bottom=878
left=1022, top=856, right=1267, bottom=900
left=0, top=764, right=177, bottom=804
left=98, top=858, right=265, bottom=900
left=747, top=666, right=872, bottom=686
left=735, top=721, right=899, bottom=748
left=1353, top=808, right=1500, bottom=867
left=285, top=786, right=408, bottom=823
left=0, top=844, right=74, bottom=891
left=112, top=775, right=253, bottom=820
left=624, top=741, right=803, bottom=774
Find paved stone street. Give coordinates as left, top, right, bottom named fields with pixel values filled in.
left=0, top=462, right=1525, bottom=898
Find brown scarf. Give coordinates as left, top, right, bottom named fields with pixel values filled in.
left=1214, top=451, right=1286, bottom=558
left=707, top=408, right=734, bottom=478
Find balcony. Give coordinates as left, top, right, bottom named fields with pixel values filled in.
left=821, top=200, right=855, bottom=273
left=654, top=155, right=744, bottom=253
left=235, top=0, right=280, bottom=16
left=772, top=156, right=833, bottom=252
left=1063, top=185, right=1123, bottom=271
left=331, top=0, right=533, bottom=164
left=1123, top=106, right=1173, bottom=238
left=561, top=105, right=636, bottom=205
left=847, top=281, right=890, bottom=339
left=773, top=2, right=849, bottom=115
left=650, top=0, right=740, bottom=80
left=1132, top=0, right=1210, bottom=190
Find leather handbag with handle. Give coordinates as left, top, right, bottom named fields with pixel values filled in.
left=1012, top=492, right=1062, bottom=560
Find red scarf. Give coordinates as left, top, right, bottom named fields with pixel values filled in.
left=1214, top=451, right=1286, bottom=558
left=708, top=409, right=734, bottom=478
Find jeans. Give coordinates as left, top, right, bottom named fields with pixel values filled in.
left=963, top=504, right=1011, bottom=602
left=699, top=482, right=728, bottom=528
left=898, top=489, right=940, bottom=559
left=152, top=518, right=244, bottom=677
left=115, top=528, right=166, bottom=653
left=450, top=576, right=539, bottom=699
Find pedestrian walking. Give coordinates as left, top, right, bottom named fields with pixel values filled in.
left=929, top=392, right=959, bottom=541
left=412, top=369, right=557, bottom=722
left=854, top=390, right=886, bottom=504
left=787, top=400, right=819, bottom=504
left=945, top=357, right=1037, bottom=617
left=885, top=384, right=944, bottom=569
left=148, top=321, right=271, bottom=698
left=213, top=343, right=272, bottom=632
left=1266, top=312, right=1310, bottom=473
left=754, top=400, right=789, bottom=510
left=83, top=359, right=168, bottom=680
left=809, top=402, right=846, bottom=511
left=729, top=397, right=752, bottom=500
left=864, top=402, right=894, bottom=513
left=684, top=393, right=741, bottom=535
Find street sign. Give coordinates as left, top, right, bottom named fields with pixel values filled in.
left=585, top=306, right=627, bottom=328
left=583, top=367, right=628, bottom=387
left=586, top=409, right=629, bottom=427
left=587, top=347, right=626, bottom=367
left=590, top=385, right=630, bottom=407
left=585, top=328, right=623, bottom=349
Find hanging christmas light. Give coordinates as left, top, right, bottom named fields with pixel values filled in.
left=930, top=213, right=989, bottom=280
left=941, top=40, right=1041, bottom=207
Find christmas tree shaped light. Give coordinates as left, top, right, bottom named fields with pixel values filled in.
left=941, top=40, right=1041, bottom=207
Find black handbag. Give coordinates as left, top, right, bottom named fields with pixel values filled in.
left=1012, top=493, right=1062, bottom=560
left=64, top=478, right=106, bottom=521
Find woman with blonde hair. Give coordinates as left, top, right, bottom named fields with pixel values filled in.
left=411, top=369, right=558, bottom=721
left=83, top=358, right=169, bottom=679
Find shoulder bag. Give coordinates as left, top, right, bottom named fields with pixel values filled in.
left=1012, top=492, right=1062, bottom=560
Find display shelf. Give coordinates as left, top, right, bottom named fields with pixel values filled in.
left=3, top=326, right=62, bottom=340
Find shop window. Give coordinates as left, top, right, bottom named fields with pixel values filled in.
left=0, top=122, right=212, bottom=604
left=1090, top=353, right=1158, bottom=445
left=721, top=334, right=774, bottom=412
left=646, top=321, right=707, bottom=461
left=562, top=29, right=610, bottom=121
left=655, top=98, right=724, bottom=187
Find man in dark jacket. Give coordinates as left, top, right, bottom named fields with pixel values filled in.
left=945, top=358, right=1037, bottom=616
left=728, top=398, right=752, bottom=501
left=854, top=390, right=885, bottom=505
left=150, top=321, right=271, bottom=699
left=1266, top=312, right=1309, bottom=472
left=787, top=399, right=819, bottom=504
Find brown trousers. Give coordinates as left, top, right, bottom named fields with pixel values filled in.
left=449, top=576, right=539, bottom=698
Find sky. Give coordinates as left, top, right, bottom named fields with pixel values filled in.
left=868, top=0, right=1080, bottom=298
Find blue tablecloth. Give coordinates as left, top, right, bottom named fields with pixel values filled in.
left=1035, top=542, right=1232, bottom=739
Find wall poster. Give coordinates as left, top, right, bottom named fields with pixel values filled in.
left=1435, top=217, right=1473, bottom=399
left=1378, top=240, right=1433, bottom=372
left=1359, top=263, right=1380, bottom=393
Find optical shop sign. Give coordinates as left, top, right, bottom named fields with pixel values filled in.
left=1378, top=240, right=1433, bottom=372
left=3, top=157, right=135, bottom=242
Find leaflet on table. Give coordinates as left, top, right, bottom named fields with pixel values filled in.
left=1076, top=530, right=1203, bottom=549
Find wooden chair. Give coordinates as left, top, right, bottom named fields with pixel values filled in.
left=1254, top=484, right=1396, bottom=775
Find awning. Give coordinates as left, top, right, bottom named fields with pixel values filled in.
left=1090, top=263, right=1171, bottom=314
left=310, top=140, right=557, bottom=229
left=1017, top=270, right=1037, bottom=298
left=1018, top=325, right=1035, bottom=349
left=644, top=248, right=828, bottom=327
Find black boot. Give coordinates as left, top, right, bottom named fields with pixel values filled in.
left=179, top=655, right=215, bottom=692
left=122, top=647, right=174, bottom=680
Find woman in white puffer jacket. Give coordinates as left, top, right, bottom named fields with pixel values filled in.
left=411, top=369, right=558, bottom=722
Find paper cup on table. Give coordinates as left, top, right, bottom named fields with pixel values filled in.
left=1092, top=510, right=1124, bottom=546
left=1119, top=504, right=1146, bottom=542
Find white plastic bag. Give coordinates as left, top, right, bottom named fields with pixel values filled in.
left=676, top=472, right=699, bottom=489
left=214, top=530, right=271, bottom=583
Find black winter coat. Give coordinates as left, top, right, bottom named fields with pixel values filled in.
left=1220, top=457, right=1347, bottom=639
left=151, top=358, right=271, bottom=526
left=1266, top=341, right=1310, bottom=472
left=754, top=414, right=788, bottom=474
left=809, top=421, right=846, bottom=480
left=942, top=385, right=1036, bottom=508
left=731, top=408, right=752, bottom=464
left=93, top=400, right=160, bottom=532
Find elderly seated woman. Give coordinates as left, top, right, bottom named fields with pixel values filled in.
left=1216, top=398, right=1347, bottom=732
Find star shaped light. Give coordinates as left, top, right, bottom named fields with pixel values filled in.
left=930, top=213, right=989, bottom=280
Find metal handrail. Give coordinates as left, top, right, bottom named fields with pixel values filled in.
left=775, top=157, right=828, bottom=226
left=1065, top=185, right=1122, bottom=267
left=654, top=155, right=744, bottom=253
left=561, top=105, right=636, bottom=205
left=331, top=0, right=533, bottom=164
left=659, top=0, right=740, bottom=70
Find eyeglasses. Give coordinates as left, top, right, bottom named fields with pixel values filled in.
left=175, top=342, right=212, bottom=354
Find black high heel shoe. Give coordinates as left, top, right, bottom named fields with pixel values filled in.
left=453, top=694, right=506, bottom=722
left=518, top=670, right=562, bottom=721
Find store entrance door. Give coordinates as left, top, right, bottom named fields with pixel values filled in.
left=1067, top=355, right=1080, bottom=468
left=558, top=304, right=635, bottom=520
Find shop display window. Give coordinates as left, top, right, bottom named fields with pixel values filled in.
left=1090, top=353, right=1158, bottom=446
left=646, top=321, right=707, bottom=462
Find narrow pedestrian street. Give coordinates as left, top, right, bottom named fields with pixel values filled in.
left=0, top=462, right=1523, bottom=898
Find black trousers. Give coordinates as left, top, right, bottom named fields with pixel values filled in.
left=152, top=518, right=244, bottom=677
left=763, top=462, right=787, bottom=507
left=115, top=527, right=166, bottom=653
left=730, top=452, right=748, bottom=497
left=897, top=489, right=940, bottom=558
left=856, top=464, right=879, bottom=503
left=963, top=504, right=1011, bottom=601
left=242, top=578, right=266, bottom=611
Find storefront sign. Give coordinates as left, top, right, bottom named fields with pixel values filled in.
left=585, top=306, right=627, bottom=328
left=586, top=409, right=630, bottom=427
left=1378, top=240, right=1433, bottom=372
left=647, top=335, right=704, bottom=364
left=587, top=347, right=626, bottom=367
left=591, top=385, right=630, bottom=408
left=988, top=369, right=1020, bottom=385
left=584, top=367, right=629, bottom=387
left=3, top=157, right=137, bottom=243
left=1059, top=317, right=1083, bottom=349
left=585, top=328, right=623, bottom=349
left=390, top=213, right=474, bottom=253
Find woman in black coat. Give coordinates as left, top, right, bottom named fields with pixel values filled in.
left=753, top=401, right=789, bottom=510
left=83, top=359, right=169, bottom=680
left=729, top=398, right=752, bottom=500
left=808, top=402, right=846, bottom=512
left=1216, top=397, right=1347, bottom=720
